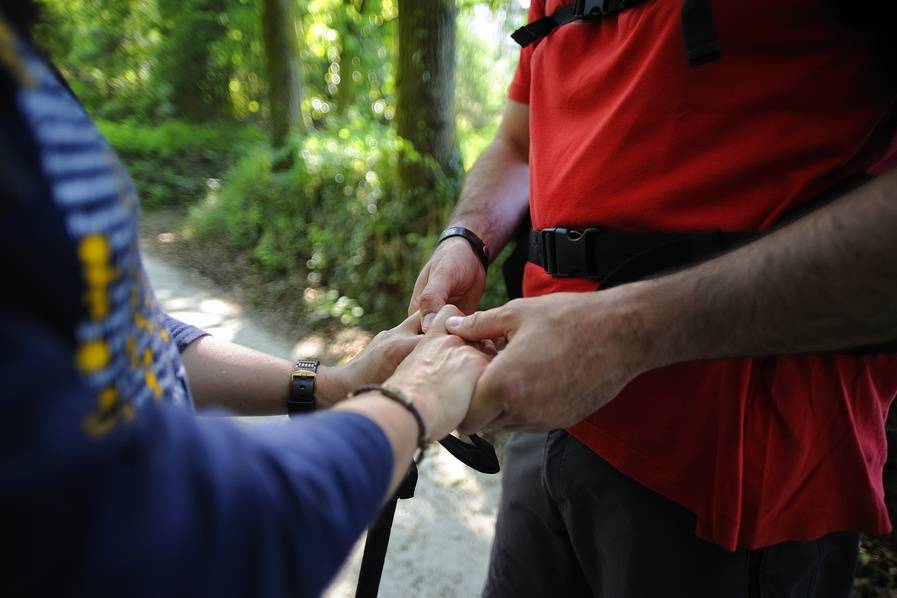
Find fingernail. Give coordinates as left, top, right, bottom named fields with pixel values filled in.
left=446, top=316, right=463, bottom=328
left=422, top=313, right=435, bottom=330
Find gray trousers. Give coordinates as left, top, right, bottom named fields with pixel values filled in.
left=483, top=431, right=859, bottom=598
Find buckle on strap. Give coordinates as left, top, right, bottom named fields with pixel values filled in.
left=539, top=227, right=600, bottom=277
left=578, top=0, right=628, bottom=18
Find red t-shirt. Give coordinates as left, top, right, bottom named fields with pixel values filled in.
left=510, top=0, right=897, bottom=550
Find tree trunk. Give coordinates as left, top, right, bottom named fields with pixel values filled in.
left=335, top=4, right=359, bottom=116
left=395, top=0, right=461, bottom=233
left=261, top=0, right=304, bottom=152
left=157, top=0, right=232, bottom=122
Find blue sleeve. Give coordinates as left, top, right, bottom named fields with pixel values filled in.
left=161, top=312, right=209, bottom=352
left=1, top=313, right=393, bottom=598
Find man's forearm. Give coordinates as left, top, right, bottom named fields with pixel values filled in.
left=628, top=170, right=897, bottom=368
left=449, top=105, right=530, bottom=257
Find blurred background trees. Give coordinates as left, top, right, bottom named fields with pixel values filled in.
left=396, top=0, right=461, bottom=234
left=35, top=0, right=525, bottom=327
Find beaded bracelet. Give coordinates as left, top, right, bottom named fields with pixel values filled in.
left=348, top=384, right=429, bottom=464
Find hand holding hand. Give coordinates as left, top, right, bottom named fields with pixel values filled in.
left=317, top=312, right=422, bottom=408
left=386, top=305, right=492, bottom=441
left=408, top=238, right=486, bottom=332
left=445, top=290, right=658, bottom=433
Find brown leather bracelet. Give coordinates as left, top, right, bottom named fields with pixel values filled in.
left=348, top=384, right=429, bottom=464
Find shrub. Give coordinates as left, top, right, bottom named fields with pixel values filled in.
left=98, top=120, right=263, bottom=208
left=188, top=119, right=511, bottom=328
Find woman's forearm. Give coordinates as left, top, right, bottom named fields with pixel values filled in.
left=180, top=335, right=350, bottom=414
left=334, top=394, right=423, bottom=494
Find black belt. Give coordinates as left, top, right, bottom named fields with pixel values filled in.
left=522, top=225, right=897, bottom=354
left=528, top=227, right=754, bottom=288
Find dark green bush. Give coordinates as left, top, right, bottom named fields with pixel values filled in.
left=188, top=119, right=510, bottom=328
left=98, top=120, right=263, bottom=208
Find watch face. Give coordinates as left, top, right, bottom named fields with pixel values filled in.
left=292, top=360, right=319, bottom=377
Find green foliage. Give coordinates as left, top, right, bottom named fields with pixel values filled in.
left=35, top=0, right=166, bottom=120
left=36, top=0, right=266, bottom=122
left=302, top=0, right=398, bottom=126
left=35, top=0, right=524, bottom=326
left=188, top=119, right=407, bottom=327
left=154, top=0, right=236, bottom=121
left=99, top=120, right=262, bottom=207
left=187, top=116, right=512, bottom=327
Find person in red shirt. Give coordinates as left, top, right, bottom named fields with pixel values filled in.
left=410, top=0, right=897, bottom=595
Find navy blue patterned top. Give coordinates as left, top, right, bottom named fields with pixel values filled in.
left=0, top=21, right=392, bottom=597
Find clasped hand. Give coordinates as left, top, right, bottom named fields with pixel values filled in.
left=358, top=292, right=657, bottom=440
left=442, top=291, right=655, bottom=433
left=399, top=239, right=662, bottom=436
left=346, top=238, right=662, bottom=437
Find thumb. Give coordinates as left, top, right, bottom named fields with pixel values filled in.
left=418, top=275, right=453, bottom=332
left=445, top=307, right=514, bottom=342
left=425, top=304, right=464, bottom=337
left=396, top=310, right=423, bottom=335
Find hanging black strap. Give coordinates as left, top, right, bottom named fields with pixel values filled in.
left=438, top=434, right=500, bottom=474
left=511, top=0, right=721, bottom=66
left=511, top=2, right=578, bottom=47
left=681, top=0, right=721, bottom=65
left=354, top=465, right=418, bottom=598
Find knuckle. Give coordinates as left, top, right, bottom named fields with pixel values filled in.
left=440, top=335, right=462, bottom=348
left=437, top=303, right=459, bottom=318
left=505, top=299, right=524, bottom=316
left=468, top=310, right=483, bottom=328
left=417, top=289, right=440, bottom=308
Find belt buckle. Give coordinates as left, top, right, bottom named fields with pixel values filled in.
left=542, top=227, right=594, bottom=278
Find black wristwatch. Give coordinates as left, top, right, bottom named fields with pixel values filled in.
left=437, top=226, right=490, bottom=272
left=288, top=359, right=320, bottom=416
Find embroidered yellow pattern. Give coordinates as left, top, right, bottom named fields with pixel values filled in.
left=78, top=234, right=118, bottom=321
left=83, top=387, right=135, bottom=437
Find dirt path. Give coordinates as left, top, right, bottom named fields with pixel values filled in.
left=141, top=242, right=501, bottom=597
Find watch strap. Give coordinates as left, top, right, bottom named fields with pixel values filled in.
left=437, top=226, right=490, bottom=272
left=288, top=359, right=319, bottom=416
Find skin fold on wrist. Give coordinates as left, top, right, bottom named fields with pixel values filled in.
left=313, top=365, right=352, bottom=410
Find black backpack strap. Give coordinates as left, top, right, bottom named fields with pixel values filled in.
left=502, top=214, right=531, bottom=300
left=511, top=0, right=721, bottom=67
left=511, top=0, right=651, bottom=48
left=511, top=2, right=583, bottom=48
left=681, top=0, right=721, bottom=65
